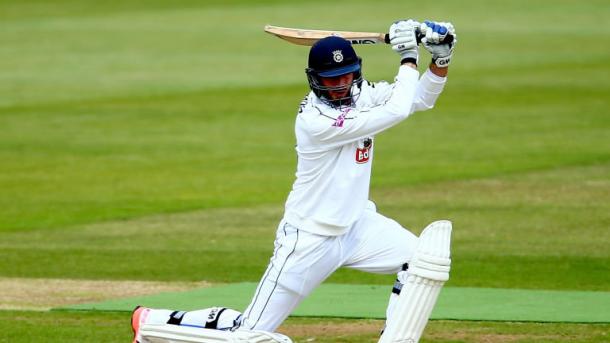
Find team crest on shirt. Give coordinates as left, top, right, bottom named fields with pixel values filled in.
left=332, top=50, right=344, bottom=63
left=356, top=138, right=373, bottom=163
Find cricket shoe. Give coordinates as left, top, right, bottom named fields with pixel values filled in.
left=131, top=305, right=151, bottom=343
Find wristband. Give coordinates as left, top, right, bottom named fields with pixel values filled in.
left=401, top=57, right=417, bottom=66
left=432, top=55, right=451, bottom=68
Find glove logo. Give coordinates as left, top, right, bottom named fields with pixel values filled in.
left=332, top=50, right=344, bottom=63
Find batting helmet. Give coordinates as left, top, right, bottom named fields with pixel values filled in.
left=305, top=36, right=363, bottom=107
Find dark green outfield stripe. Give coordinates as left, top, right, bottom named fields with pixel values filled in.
left=0, top=0, right=328, bottom=21
left=3, top=248, right=608, bottom=291
left=57, top=283, right=610, bottom=323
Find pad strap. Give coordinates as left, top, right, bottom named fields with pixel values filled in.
left=167, top=311, right=187, bottom=325
left=205, top=307, right=227, bottom=329
left=391, top=263, right=409, bottom=295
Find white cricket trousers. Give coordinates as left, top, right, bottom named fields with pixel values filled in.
left=240, top=206, right=418, bottom=331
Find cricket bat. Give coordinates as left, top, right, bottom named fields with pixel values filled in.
left=264, top=25, right=454, bottom=46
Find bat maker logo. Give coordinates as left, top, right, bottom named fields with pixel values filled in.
left=349, top=39, right=375, bottom=44
left=356, top=138, right=372, bottom=164
left=208, top=308, right=219, bottom=320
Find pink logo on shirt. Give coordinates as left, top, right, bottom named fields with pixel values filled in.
left=332, top=108, right=351, bottom=127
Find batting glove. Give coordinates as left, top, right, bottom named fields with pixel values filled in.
left=389, top=19, right=420, bottom=65
left=420, top=21, right=457, bottom=67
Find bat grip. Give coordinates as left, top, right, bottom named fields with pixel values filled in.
left=383, top=33, right=454, bottom=45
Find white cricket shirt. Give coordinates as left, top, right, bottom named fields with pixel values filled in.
left=284, top=66, right=446, bottom=236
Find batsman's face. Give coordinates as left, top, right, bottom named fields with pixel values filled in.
left=320, top=73, right=354, bottom=100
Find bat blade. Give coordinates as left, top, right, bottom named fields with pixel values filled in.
left=264, top=25, right=388, bottom=46
left=264, top=24, right=454, bottom=46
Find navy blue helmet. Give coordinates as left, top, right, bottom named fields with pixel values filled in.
left=306, top=36, right=363, bottom=108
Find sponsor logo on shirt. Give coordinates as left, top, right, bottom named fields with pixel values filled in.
left=356, top=138, right=372, bottom=163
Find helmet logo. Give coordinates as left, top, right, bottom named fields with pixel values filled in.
left=332, top=50, right=344, bottom=63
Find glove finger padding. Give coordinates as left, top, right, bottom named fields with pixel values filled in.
left=438, top=22, right=456, bottom=36
left=427, top=29, right=441, bottom=44
left=420, top=21, right=456, bottom=44
left=389, top=19, right=420, bottom=38
left=389, top=19, right=420, bottom=63
left=390, top=33, right=417, bottom=50
left=420, top=22, right=442, bottom=44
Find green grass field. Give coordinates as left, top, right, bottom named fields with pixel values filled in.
left=1, top=0, right=609, bottom=342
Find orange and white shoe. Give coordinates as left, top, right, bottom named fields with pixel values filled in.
left=131, top=306, right=151, bottom=343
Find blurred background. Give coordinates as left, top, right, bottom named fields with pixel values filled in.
left=0, top=0, right=608, bottom=341
left=0, top=0, right=610, bottom=343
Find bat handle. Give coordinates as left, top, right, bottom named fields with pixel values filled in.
left=383, top=33, right=454, bottom=45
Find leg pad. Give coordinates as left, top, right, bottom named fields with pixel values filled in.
left=379, top=220, right=452, bottom=343
left=140, top=324, right=292, bottom=343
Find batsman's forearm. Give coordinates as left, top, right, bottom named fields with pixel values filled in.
left=401, top=62, right=418, bottom=70
left=429, top=63, right=448, bottom=77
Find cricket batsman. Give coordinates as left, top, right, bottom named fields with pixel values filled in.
left=131, top=19, right=456, bottom=343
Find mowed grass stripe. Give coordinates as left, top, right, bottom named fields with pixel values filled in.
left=2, top=311, right=609, bottom=343
left=1, top=0, right=606, bottom=107
left=1, top=82, right=607, bottom=232
left=0, top=0, right=609, bottom=342
left=0, top=277, right=210, bottom=311
left=58, top=283, right=610, bottom=323
left=0, top=0, right=331, bottom=22
left=1, top=163, right=608, bottom=290
left=1, top=0, right=607, bottom=233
